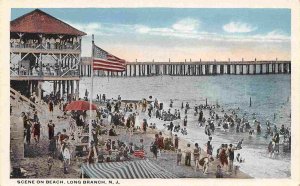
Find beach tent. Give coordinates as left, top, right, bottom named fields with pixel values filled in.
left=81, top=159, right=177, bottom=179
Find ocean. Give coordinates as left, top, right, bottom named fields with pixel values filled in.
left=45, top=74, right=291, bottom=178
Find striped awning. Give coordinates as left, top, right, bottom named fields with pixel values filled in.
left=81, top=159, right=177, bottom=179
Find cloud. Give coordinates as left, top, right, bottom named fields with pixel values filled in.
left=264, top=30, right=290, bottom=40
left=68, top=21, right=101, bottom=34
left=135, top=25, right=151, bottom=34
left=66, top=19, right=289, bottom=45
left=65, top=20, right=114, bottom=36
left=135, top=17, right=200, bottom=36
left=172, top=18, right=200, bottom=32
left=66, top=19, right=289, bottom=60
left=223, top=21, right=257, bottom=33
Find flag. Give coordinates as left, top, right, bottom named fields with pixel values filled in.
left=93, top=44, right=126, bottom=72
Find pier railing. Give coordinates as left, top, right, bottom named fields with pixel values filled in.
left=79, top=59, right=291, bottom=77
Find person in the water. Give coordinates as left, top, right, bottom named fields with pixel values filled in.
left=279, top=124, right=285, bottom=135
left=256, top=122, right=261, bottom=134
left=236, top=139, right=243, bottom=150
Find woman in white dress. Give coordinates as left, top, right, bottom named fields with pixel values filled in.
left=63, top=146, right=71, bottom=165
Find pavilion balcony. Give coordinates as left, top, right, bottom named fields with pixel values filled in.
left=10, top=66, right=80, bottom=78
left=10, top=41, right=81, bottom=54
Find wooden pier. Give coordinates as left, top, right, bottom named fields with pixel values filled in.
left=80, top=58, right=291, bottom=77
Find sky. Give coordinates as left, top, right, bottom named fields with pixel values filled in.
left=11, top=8, right=291, bottom=62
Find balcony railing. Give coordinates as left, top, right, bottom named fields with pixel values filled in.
left=10, top=42, right=81, bottom=51
left=10, top=66, right=79, bottom=77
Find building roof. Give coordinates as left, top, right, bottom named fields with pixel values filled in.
left=10, top=9, right=86, bottom=36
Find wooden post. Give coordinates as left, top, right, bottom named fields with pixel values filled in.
left=138, top=64, right=141, bottom=76
left=260, top=64, right=263, bottom=74
left=67, top=80, right=70, bottom=97
left=247, top=65, right=250, bottom=74
left=227, top=65, right=231, bottom=74
left=278, top=64, right=281, bottom=73
left=220, top=65, right=223, bottom=74
left=62, top=80, right=65, bottom=95
left=76, top=80, right=79, bottom=100
left=37, top=81, right=42, bottom=102
left=70, top=80, right=74, bottom=100
left=234, top=65, right=237, bottom=75
left=240, top=65, right=243, bottom=74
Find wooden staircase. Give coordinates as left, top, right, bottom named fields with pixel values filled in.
left=10, top=87, right=45, bottom=114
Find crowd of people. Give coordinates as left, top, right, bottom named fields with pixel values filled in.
left=10, top=62, right=78, bottom=77
left=14, top=87, right=291, bottom=178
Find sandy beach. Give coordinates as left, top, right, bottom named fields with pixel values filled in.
left=10, top=96, right=251, bottom=179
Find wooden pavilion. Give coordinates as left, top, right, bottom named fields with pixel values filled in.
left=10, top=9, right=86, bottom=101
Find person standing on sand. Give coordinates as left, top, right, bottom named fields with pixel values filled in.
left=174, top=134, right=179, bottom=149
left=126, top=116, right=131, bottom=133
left=169, top=121, right=174, bottom=132
left=206, top=141, right=213, bottom=156
left=228, top=144, right=236, bottom=172
left=158, top=132, right=164, bottom=152
left=23, top=112, right=31, bottom=145
left=150, top=141, right=158, bottom=160
left=48, top=100, right=54, bottom=116
left=177, top=149, right=182, bottom=165
left=49, top=137, right=57, bottom=158
left=47, top=120, right=55, bottom=140
left=193, top=143, right=201, bottom=171
left=142, top=119, right=148, bottom=133
left=184, top=143, right=192, bottom=166
left=219, top=144, right=228, bottom=171
left=32, top=121, right=41, bottom=144
left=87, top=142, right=98, bottom=164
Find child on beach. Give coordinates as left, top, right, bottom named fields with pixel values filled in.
left=177, top=149, right=182, bottom=165
left=47, top=155, right=54, bottom=175
left=215, top=165, right=223, bottom=178
left=236, top=153, right=245, bottom=163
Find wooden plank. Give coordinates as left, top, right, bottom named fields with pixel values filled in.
left=10, top=48, right=81, bottom=55
left=10, top=76, right=80, bottom=81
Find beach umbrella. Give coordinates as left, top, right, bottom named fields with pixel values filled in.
left=65, top=100, right=97, bottom=111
